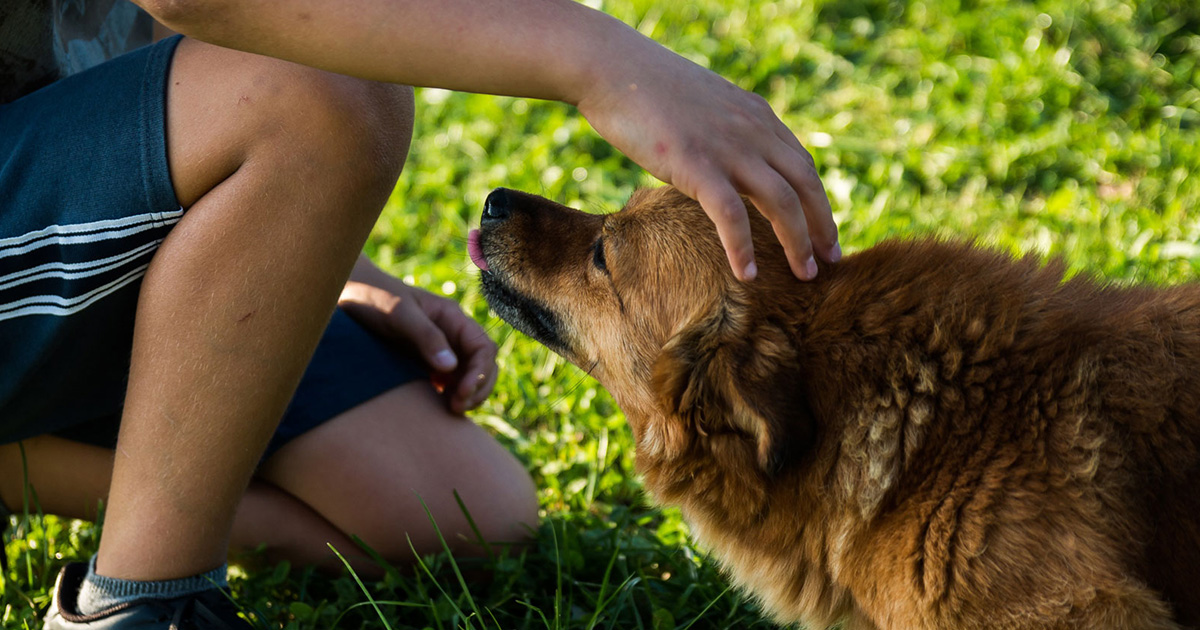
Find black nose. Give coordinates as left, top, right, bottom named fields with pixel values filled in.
left=482, top=188, right=511, bottom=223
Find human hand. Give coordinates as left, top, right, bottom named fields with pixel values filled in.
left=339, top=280, right=498, bottom=414
left=575, top=41, right=839, bottom=281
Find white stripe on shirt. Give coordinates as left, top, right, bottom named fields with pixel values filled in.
left=0, top=209, right=183, bottom=259
left=0, top=239, right=161, bottom=292
left=0, top=264, right=150, bottom=322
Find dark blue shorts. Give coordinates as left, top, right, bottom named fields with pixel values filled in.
left=0, top=36, right=425, bottom=458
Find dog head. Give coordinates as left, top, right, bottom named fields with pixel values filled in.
left=472, top=186, right=818, bottom=476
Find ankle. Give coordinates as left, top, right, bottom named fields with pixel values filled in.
left=77, top=555, right=228, bottom=615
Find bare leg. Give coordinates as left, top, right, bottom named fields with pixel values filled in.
left=96, top=38, right=413, bottom=581
left=0, top=383, right=537, bottom=572
left=0, top=435, right=356, bottom=570
left=257, top=381, right=538, bottom=560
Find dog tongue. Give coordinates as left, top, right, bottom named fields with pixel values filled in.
left=467, top=229, right=489, bottom=271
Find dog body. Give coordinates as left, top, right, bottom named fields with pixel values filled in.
left=474, top=186, right=1200, bottom=629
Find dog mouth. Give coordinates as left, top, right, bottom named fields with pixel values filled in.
left=471, top=229, right=570, bottom=353
left=467, top=229, right=489, bottom=271
left=479, top=273, right=570, bottom=353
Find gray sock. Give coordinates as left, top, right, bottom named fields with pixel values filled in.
left=77, top=555, right=228, bottom=615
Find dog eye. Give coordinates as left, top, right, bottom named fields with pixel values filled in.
left=592, top=237, right=608, bottom=273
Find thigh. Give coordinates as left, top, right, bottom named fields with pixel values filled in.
left=257, top=381, right=539, bottom=558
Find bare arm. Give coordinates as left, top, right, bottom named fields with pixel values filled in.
left=136, top=0, right=839, bottom=279
left=140, top=0, right=627, bottom=104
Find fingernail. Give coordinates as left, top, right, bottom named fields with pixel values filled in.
left=433, top=349, right=457, bottom=371
left=805, top=256, right=818, bottom=280
left=742, top=261, right=758, bottom=281
left=830, top=243, right=843, bottom=263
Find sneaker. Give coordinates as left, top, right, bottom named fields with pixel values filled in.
left=43, top=563, right=255, bottom=629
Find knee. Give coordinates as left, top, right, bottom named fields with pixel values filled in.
left=403, top=441, right=539, bottom=559
left=450, top=444, right=540, bottom=552
left=274, top=72, right=414, bottom=196
left=337, top=79, right=415, bottom=190
left=364, top=427, right=539, bottom=560
left=255, top=383, right=539, bottom=564
left=168, top=39, right=415, bottom=209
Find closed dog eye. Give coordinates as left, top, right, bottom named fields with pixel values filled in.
left=592, top=237, right=608, bottom=274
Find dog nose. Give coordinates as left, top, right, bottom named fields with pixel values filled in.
left=482, top=188, right=511, bottom=223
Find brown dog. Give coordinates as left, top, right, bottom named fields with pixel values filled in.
left=469, top=186, right=1200, bottom=630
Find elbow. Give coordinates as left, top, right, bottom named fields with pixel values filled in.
left=132, top=0, right=230, bottom=34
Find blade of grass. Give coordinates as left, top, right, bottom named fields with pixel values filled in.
left=550, top=520, right=562, bottom=630
left=32, top=488, right=47, bottom=592
left=677, top=585, right=733, bottom=630
left=328, top=543, right=394, bottom=630
left=585, top=529, right=623, bottom=630
left=583, top=427, right=608, bottom=507
left=415, top=493, right=488, bottom=629
left=452, top=490, right=494, bottom=562
left=350, top=533, right=401, bottom=579
left=602, top=577, right=643, bottom=630
left=516, top=599, right=554, bottom=630
left=589, top=572, right=638, bottom=628
left=330, top=599, right=430, bottom=628
left=406, top=551, right=447, bottom=630
left=405, top=534, right=472, bottom=630
left=486, top=607, right=503, bottom=630
left=202, top=575, right=263, bottom=630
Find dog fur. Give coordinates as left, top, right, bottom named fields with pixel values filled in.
left=476, top=186, right=1200, bottom=630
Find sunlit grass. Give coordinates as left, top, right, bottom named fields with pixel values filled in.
left=4, top=0, right=1198, bottom=628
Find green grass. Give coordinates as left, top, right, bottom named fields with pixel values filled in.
left=5, top=0, right=1200, bottom=627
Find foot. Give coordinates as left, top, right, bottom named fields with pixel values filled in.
left=43, top=563, right=254, bottom=629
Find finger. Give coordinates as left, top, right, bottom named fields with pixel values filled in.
left=466, top=366, right=499, bottom=410
left=452, top=350, right=497, bottom=413
left=739, top=165, right=817, bottom=281
left=772, top=119, right=808, bottom=154
left=694, top=179, right=758, bottom=281
left=446, top=333, right=495, bottom=402
left=423, top=295, right=498, bottom=367
left=773, top=142, right=840, bottom=263
left=454, top=341, right=498, bottom=407
left=420, top=295, right=498, bottom=408
left=384, top=297, right=459, bottom=373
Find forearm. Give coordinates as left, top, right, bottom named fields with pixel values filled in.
left=133, top=0, right=658, bottom=106
left=347, top=253, right=400, bottom=291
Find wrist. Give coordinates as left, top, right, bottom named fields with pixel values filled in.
left=553, top=4, right=663, bottom=108
left=346, top=255, right=405, bottom=294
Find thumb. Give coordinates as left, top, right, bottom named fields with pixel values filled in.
left=340, top=281, right=459, bottom=372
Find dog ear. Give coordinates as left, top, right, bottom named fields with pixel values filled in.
left=651, top=310, right=815, bottom=476
left=734, top=347, right=817, bottom=476
left=646, top=316, right=718, bottom=461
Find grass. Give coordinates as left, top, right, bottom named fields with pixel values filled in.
left=4, top=0, right=1200, bottom=628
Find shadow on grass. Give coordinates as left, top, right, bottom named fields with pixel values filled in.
left=229, top=490, right=773, bottom=630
